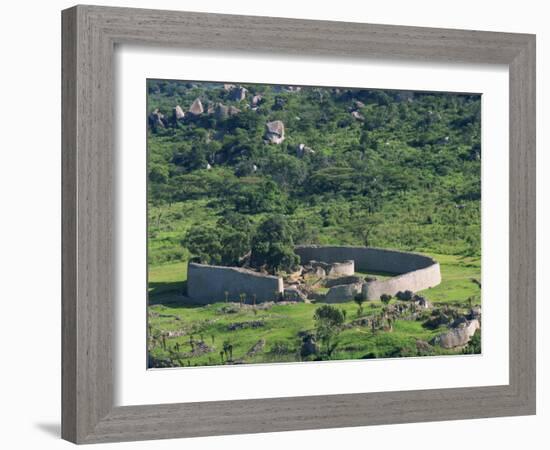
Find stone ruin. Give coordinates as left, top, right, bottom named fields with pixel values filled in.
left=293, top=245, right=441, bottom=302
left=183, top=246, right=483, bottom=349
left=186, top=245, right=441, bottom=306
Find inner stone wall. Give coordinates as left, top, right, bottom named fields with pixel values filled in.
left=185, top=246, right=441, bottom=304
left=187, top=262, right=283, bottom=304
left=295, top=245, right=441, bottom=301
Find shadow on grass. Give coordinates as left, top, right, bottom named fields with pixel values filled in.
left=148, top=280, right=189, bottom=306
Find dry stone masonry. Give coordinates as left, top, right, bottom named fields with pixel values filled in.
left=294, top=245, right=441, bottom=301
left=187, top=262, right=283, bottom=304
left=185, top=245, right=441, bottom=305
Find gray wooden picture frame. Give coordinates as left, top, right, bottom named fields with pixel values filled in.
left=61, top=4, right=536, bottom=444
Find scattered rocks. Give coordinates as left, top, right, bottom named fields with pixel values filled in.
left=296, top=143, right=315, bottom=158
left=188, top=340, right=212, bottom=357
left=450, top=315, right=468, bottom=328
left=284, top=86, right=302, bottom=93
left=349, top=317, right=371, bottom=328
left=217, top=304, right=240, bottom=314
left=227, top=320, right=265, bottom=331
left=229, top=86, right=248, bottom=101
left=246, top=339, right=265, bottom=357
left=264, top=120, right=285, bottom=144
left=423, top=310, right=452, bottom=329
left=283, top=286, right=307, bottom=302
left=228, top=105, right=241, bottom=116
left=413, top=295, right=431, bottom=309
left=213, top=103, right=229, bottom=119
left=211, top=103, right=240, bottom=120
left=148, top=108, right=166, bottom=129
left=351, top=110, right=365, bottom=121
left=251, top=94, right=263, bottom=106
left=165, top=330, right=187, bottom=338
left=467, top=306, right=482, bottom=321
left=415, top=339, right=434, bottom=354
left=285, top=266, right=303, bottom=283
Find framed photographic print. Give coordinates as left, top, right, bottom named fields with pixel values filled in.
left=62, top=5, right=536, bottom=444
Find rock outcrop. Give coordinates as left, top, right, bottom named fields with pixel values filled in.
left=296, top=143, right=315, bottom=158
left=432, top=319, right=480, bottom=349
left=188, top=98, right=204, bottom=115
left=283, top=286, right=307, bottom=302
left=264, top=120, right=285, bottom=144
left=230, top=86, right=248, bottom=101
left=251, top=94, right=263, bottom=106
left=148, top=108, right=166, bottom=129
left=351, top=110, right=365, bottom=121
left=213, top=103, right=236, bottom=120
left=172, top=105, right=185, bottom=120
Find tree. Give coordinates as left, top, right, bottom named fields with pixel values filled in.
left=463, top=330, right=481, bottom=354
left=380, top=294, right=392, bottom=306
left=250, top=215, right=300, bottom=273
left=313, top=305, right=345, bottom=357
left=223, top=340, right=233, bottom=361
left=227, top=178, right=286, bottom=214
left=217, top=213, right=253, bottom=265
left=354, top=296, right=365, bottom=317
left=183, top=226, right=222, bottom=265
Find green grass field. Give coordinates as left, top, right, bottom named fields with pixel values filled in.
left=147, top=253, right=481, bottom=367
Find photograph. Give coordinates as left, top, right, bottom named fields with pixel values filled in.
left=146, top=80, right=482, bottom=368
left=1, top=0, right=542, bottom=447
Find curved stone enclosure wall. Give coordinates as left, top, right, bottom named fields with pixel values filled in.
left=185, top=247, right=441, bottom=304
left=187, top=262, right=283, bottom=304
left=295, top=245, right=441, bottom=301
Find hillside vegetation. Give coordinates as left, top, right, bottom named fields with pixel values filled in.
left=146, top=80, right=482, bottom=367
